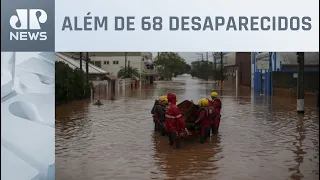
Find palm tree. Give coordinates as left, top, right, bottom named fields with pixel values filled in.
left=117, top=66, right=140, bottom=79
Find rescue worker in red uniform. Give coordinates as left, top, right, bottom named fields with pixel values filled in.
left=210, top=92, right=222, bottom=135
left=154, top=96, right=168, bottom=136
left=195, top=98, right=215, bottom=143
left=151, top=96, right=167, bottom=134
left=165, top=93, right=189, bottom=149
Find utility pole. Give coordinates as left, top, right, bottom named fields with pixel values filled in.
left=125, top=52, right=127, bottom=77
left=203, top=52, right=209, bottom=81
left=128, top=60, right=131, bottom=77
left=220, top=52, right=224, bottom=87
left=206, top=52, right=209, bottom=62
left=86, top=52, right=89, bottom=83
left=80, top=52, right=83, bottom=70
left=297, top=52, right=304, bottom=114
left=213, top=53, right=217, bottom=80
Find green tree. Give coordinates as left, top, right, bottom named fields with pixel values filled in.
left=55, top=61, right=93, bottom=105
left=189, top=60, right=219, bottom=80
left=117, top=66, right=140, bottom=79
left=185, top=64, right=192, bottom=73
left=154, top=52, right=188, bottom=80
left=55, top=62, right=74, bottom=104
left=73, top=68, right=86, bottom=99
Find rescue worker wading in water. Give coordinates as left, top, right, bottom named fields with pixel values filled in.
left=210, top=92, right=222, bottom=135
left=195, top=98, right=215, bottom=143
left=153, top=96, right=168, bottom=136
left=151, top=99, right=160, bottom=131
left=165, top=93, right=189, bottom=149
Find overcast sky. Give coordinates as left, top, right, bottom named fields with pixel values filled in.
left=152, top=52, right=217, bottom=64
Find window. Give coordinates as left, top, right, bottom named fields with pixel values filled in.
left=107, top=61, right=109, bottom=64
left=113, top=61, right=119, bottom=65
left=104, top=61, right=106, bottom=64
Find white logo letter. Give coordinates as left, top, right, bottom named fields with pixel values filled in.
left=10, top=9, right=28, bottom=29
left=29, top=9, right=47, bottom=30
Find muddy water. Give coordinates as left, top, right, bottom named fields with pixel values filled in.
left=55, top=74, right=319, bottom=180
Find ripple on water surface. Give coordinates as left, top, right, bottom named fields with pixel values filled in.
left=56, top=75, right=319, bottom=180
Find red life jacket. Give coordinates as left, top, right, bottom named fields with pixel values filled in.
left=212, top=98, right=222, bottom=114
left=198, top=107, right=215, bottom=126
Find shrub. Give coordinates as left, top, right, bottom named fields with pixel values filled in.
left=55, top=61, right=92, bottom=105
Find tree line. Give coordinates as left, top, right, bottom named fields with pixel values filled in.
left=154, top=52, right=223, bottom=81
left=154, top=52, right=191, bottom=80
left=189, top=60, right=222, bottom=81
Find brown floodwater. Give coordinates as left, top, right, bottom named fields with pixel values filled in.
left=55, top=74, right=319, bottom=180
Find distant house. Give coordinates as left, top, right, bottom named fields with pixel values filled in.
left=63, top=52, right=156, bottom=84
left=213, top=52, right=251, bottom=87
left=55, top=53, right=107, bottom=81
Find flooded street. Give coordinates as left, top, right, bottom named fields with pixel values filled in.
left=55, top=75, right=319, bottom=180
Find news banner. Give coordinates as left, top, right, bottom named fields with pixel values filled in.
left=61, top=15, right=313, bottom=31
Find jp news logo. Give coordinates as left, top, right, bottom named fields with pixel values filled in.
left=9, top=9, right=47, bottom=41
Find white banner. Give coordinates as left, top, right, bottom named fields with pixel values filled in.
left=256, top=61, right=270, bottom=70
left=55, top=0, right=319, bottom=52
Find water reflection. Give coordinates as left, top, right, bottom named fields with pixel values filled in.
left=152, top=133, right=222, bottom=179
left=56, top=74, right=319, bottom=180
left=289, top=115, right=306, bottom=180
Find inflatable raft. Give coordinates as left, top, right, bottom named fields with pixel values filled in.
left=177, top=100, right=201, bottom=132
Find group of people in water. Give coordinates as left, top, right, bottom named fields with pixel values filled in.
left=151, top=92, right=222, bottom=149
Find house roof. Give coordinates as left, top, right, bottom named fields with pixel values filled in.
left=62, top=52, right=143, bottom=57
left=55, top=53, right=107, bottom=75
left=255, top=52, right=319, bottom=65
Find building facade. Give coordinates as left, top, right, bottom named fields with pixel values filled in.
left=216, top=52, right=251, bottom=88
left=88, top=52, right=152, bottom=77
left=62, top=52, right=155, bottom=81
left=252, top=52, right=319, bottom=95
left=55, top=53, right=107, bottom=81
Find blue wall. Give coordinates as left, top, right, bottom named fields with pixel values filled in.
left=252, top=52, right=278, bottom=96
left=253, top=72, right=261, bottom=94
left=253, top=52, right=319, bottom=95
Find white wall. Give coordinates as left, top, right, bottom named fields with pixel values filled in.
left=223, top=52, right=236, bottom=66
left=141, top=52, right=152, bottom=60
left=90, top=55, right=143, bottom=76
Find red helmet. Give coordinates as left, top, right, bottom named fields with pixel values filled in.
left=167, top=93, right=177, bottom=104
